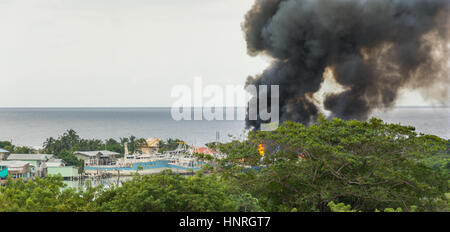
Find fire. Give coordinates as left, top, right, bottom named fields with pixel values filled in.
left=258, top=144, right=265, bottom=156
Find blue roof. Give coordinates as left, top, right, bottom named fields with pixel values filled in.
left=0, top=148, right=9, bottom=153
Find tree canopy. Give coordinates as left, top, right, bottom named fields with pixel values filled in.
left=96, top=171, right=238, bottom=212
left=216, top=116, right=448, bottom=212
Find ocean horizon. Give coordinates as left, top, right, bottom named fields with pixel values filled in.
left=0, top=106, right=448, bottom=148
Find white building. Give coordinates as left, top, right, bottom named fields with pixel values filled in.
left=46, top=158, right=66, bottom=167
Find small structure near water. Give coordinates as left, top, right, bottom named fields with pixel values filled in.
left=74, top=150, right=120, bottom=166
left=0, top=161, right=33, bottom=180
left=47, top=166, right=79, bottom=180
left=193, top=147, right=217, bottom=155
left=45, top=158, right=80, bottom=180
left=46, top=158, right=65, bottom=167
left=7, top=153, right=53, bottom=177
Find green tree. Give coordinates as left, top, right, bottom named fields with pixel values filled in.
left=421, top=139, right=450, bottom=177
left=0, top=141, right=12, bottom=151
left=96, top=170, right=238, bottom=212
left=328, top=201, right=360, bottom=212
left=42, top=130, right=147, bottom=167
left=217, top=116, right=448, bottom=212
left=158, top=138, right=186, bottom=153
left=0, top=141, right=32, bottom=154
left=0, top=175, right=100, bottom=212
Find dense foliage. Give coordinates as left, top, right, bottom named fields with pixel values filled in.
left=216, top=116, right=449, bottom=212
left=0, top=172, right=262, bottom=212
left=158, top=138, right=186, bottom=153
left=0, top=175, right=100, bottom=212
left=421, top=140, right=450, bottom=177
left=96, top=171, right=238, bottom=212
left=0, top=141, right=33, bottom=154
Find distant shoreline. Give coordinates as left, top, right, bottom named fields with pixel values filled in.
left=0, top=106, right=448, bottom=110
left=0, top=107, right=447, bottom=147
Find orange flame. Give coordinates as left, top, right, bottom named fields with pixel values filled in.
left=258, top=144, right=265, bottom=156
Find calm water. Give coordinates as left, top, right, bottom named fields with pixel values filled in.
left=371, top=107, right=449, bottom=139
left=0, top=107, right=448, bottom=148
left=0, top=107, right=248, bottom=147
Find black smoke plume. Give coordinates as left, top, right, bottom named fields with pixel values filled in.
left=244, top=0, right=449, bottom=130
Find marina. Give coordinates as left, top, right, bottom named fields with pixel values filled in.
left=0, top=139, right=217, bottom=186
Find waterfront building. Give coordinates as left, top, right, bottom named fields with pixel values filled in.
left=193, top=147, right=226, bottom=160
left=46, top=158, right=66, bottom=167
left=0, top=161, right=33, bottom=179
left=7, top=154, right=53, bottom=177
left=74, top=150, right=120, bottom=166
left=47, top=166, right=79, bottom=180
left=138, top=138, right=160, bottom=154
left=193, top=147, right=217, bottom=155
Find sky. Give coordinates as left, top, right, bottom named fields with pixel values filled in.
left=0, top=0, right=446, bottom=107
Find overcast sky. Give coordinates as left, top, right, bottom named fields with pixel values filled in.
left=0, top=0, right=446, bottom=107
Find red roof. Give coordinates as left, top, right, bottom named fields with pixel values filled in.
left=193, top=147, right=217, bottom=155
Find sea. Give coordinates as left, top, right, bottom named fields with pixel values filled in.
left=0, top=107, right=448, bottom=148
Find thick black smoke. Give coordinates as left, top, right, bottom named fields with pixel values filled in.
left=244, top=0, right=449, bottom=130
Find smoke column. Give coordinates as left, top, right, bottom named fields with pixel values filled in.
left=243, top=0, right=449, bottom=130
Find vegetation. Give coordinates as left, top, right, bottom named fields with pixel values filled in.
left=215, top=116, right=449, bottom=212
left=42, top=130, right=147, bottom=168
left=0, top=141, right=33, bottom=154
left=96, top=171, right=238, bottom=212
left=421, top=140, right=450, bottom=177
left=0, top=175, right=100, bottom=212
left=0, top=117, right=448, bottom=212
left=158, top=138, right=186, bottom=153
left=118, top=136, right=147, bottom=155
left=0, top=172, right=259, bottom=212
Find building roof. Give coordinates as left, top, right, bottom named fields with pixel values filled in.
left=74, top=150, right=119, bottom=157
left=0, top=148, right=9, bottom=153
left=193, top=147, right=217, bottom=155
left=48, top=158, right=64, bottom=163
left=47, top=165, right=77, bottom=170
left=0, top=161, right=32, bottom=168
left=7, top=154, right=53, bottom=161
left=46, top=162, right=64, bottom=167
left=46, top=158, right=65, bottom=167
left=145, top=138, right=160, bottom=147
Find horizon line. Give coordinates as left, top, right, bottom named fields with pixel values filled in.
left=0, top=105, right=448, bottom=109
